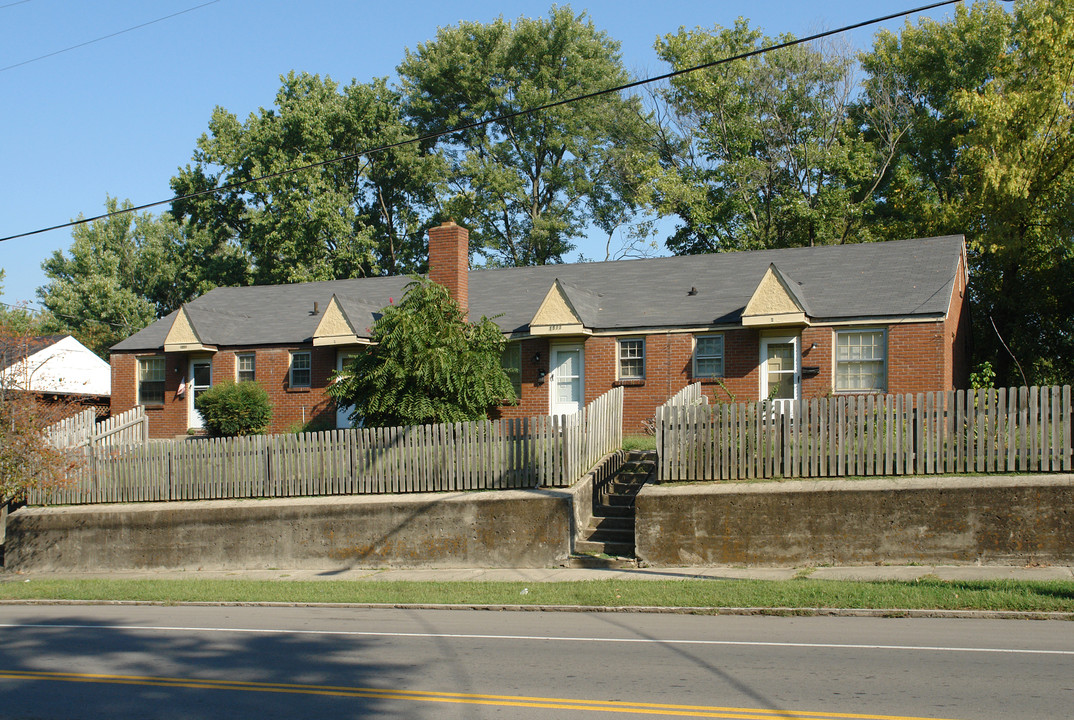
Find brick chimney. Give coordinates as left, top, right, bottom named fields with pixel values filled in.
left=428, top=221, right=469, bottom=311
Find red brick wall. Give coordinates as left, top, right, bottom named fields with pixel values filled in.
left=111, top=345, right=339, bottom=439
left=800, top=326, right=834, bottom=397
left=490, top=338, right=550, bottom=421
left=115, top=316, right=968, bottom=439
left=584, top=333, right=703, bottom=435
left=249, top=346, right=336, bottom=433
left=887, top=323, right=944, bottom=394
left=488, top=321, right=966, bottom=436
left=111, top=352, right=195, bottom=438
left=945, top=252, right=972, bottom=390
left=428, top=222, right=469, bottom=311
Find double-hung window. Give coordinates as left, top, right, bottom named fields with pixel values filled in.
left=500, top=342, right=522, bottom=400
left=693, top=335, right=724, bottom=378
left=138, top=356, right=165, bottom=405
left=617, top=338, right=645, bottom=380
left=836, top=329, right=886, bottom=392
left=236, top=353, right=256, bottom=382
left=289, top=351, right=311, bottom=388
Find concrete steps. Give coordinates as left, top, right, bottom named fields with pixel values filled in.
left=572, top=450, right=656, bottom=563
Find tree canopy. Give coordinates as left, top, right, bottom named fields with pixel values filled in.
left=861, top=0, right=1074, bottom=384
left=328, top=278, right=514, bottom=427
left=170, top=73, right=444, bottom=284
left=398, top=6, right=659, bottom=266
left=651, top=21, right=895, bottom=253
left=36, top=197, right=246, bottom=356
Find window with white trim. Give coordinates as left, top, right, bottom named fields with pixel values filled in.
left=617, top=338, right=645, bottom=380
left=289, top=351, right=311, bottom=388
left=500, top=342, right=522, bottom=399
left=693, top=334, right=724, bottom=378
left=836, top=329, right=886, bottom=392
left=138, top=356, right=165, bottom=405
left=236, top=353, right=255, bottom=382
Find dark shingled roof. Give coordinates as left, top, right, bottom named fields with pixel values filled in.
left=112, top=235, right=964, bottom=351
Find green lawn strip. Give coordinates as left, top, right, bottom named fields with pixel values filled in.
left=1, top=578, right=1072, bottom=612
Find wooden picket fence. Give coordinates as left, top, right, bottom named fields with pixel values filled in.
left=29, top=387, right=624, bottom=505
left=664, top=382, right=708, bottom=408
left=658, top=386, right=1073, bottom=482
left=46, top=405, right=148, bottom=449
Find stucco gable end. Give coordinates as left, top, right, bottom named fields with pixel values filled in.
left=163, top=306, right=217, bottom=353
left=742, top=264, right=812, bottom=328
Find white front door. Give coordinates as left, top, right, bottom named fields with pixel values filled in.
left=188, top=358, right=212, bottom=430
left=760, top=336, right=800, bottom=415
left=549, top=343, right=584, bottom=415
left=336, top=351, right=359, bottom=429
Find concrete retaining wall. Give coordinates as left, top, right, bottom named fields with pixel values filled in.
left=12, top=470, right=1074, bottom=572
left=636, top=475, right=1074, bottom=566
left=6, top=488, right=573, bottom=572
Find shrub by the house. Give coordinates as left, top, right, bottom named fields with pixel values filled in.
left=194, top=381, right=272, bottom=436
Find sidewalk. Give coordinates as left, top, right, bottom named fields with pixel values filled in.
left=4, top=564, right=1073, bottom=583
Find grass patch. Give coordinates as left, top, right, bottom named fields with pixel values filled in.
left=622, top=435, right=656, bottom=452
left=1, top=577, right=1072, bottom=612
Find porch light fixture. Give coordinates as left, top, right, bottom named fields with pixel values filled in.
left=533, top=352, right=541, bottom=363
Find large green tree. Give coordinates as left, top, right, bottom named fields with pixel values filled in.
left=38, top=197, right=244, bottom=356
left=398, top=6, right=658, bottom=266
left=858, top=1, right=1011, bottom=241
left=328, top=278, right=514, bottom=427
left=862, top=0, right=1074, bottom=384
left=171, top=73, right=443, bottom=284
left=652, top=20, right=898, bottom=253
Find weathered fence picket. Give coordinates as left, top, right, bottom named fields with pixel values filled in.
left=657, top=385, right=1073, bottom=482
left=29, top=387, right=624, bottom=505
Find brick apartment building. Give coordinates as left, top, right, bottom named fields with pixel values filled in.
left=110, top=225, right=970, bottom=438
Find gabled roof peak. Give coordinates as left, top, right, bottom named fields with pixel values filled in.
left=741, top=264, right=812, bottom=328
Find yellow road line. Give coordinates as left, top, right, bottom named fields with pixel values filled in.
left=0, top=669, right=962, bottom=720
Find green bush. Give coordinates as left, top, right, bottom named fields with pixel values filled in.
left=194, top=381, right=272, bottom=437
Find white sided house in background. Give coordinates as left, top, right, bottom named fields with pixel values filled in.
left=0, top=335, right=111, bottom=398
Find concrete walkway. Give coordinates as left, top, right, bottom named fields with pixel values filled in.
left=3, top=564, right=1072, bottom=583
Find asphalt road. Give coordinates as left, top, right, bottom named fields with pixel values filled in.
left=0, top=605, right=1071, bottom=719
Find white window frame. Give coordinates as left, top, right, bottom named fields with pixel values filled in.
left=236, top=353, right=256, bottom=383
left=617, top=338, right=645, bottom=380
left=289, top=351, right=312, bottom=388
left=835, top=329, right=887, bottom=393
left=138, top=356, right=166, bottom=405
left=693, top=334, right=724, bottom=379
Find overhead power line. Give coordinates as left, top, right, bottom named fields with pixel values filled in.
left=0, top=300, right=138, bottom=329
left=0, top=0, right=221, bottom=73
left=0, top=0, right=964, bottom=245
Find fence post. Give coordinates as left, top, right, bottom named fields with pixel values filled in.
left=1064, top=385, right=1072, bottom=472
left=654, top=405, right=664, bottom=482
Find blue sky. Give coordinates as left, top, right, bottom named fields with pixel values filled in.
left=0, top=0, right=964, bottom=308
